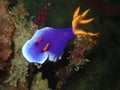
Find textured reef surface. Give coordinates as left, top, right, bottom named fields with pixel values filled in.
left=0, top=0, right=15, bottom=70
left=0, top=0, right=50, bottom=90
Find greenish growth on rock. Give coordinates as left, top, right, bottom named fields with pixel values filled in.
left=11, top=1, right=37, bottom=52
left=5, top=53, right=28, bottom=87
left=74, top=58, right=90, bottom=71
left=5, top=0, right=37, bottom=87
left=0, top=85, right=7, bottom=90
left=34, top=63, right=42, bottom=69
left=31, top=72, right=51, bottom=90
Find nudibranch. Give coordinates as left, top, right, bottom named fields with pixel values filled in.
left=22, top=7, right=99, bottom=64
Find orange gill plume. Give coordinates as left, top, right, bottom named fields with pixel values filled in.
left=72, top=7, right=99, bottom=38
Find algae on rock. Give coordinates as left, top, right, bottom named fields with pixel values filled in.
left=0, top=84, right=7, bottom=90
left=31, top=72, right=51, bottom=90
left=5, top=1, right=52, bottom=89
left=5, top=1, right=37, bottom=87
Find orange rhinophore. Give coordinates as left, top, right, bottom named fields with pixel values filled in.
left=72, top=7, right=99, bottom=38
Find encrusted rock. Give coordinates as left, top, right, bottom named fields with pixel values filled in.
left=0, top=0, right=15, bottom=70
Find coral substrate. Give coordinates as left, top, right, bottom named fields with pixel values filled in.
left=0, top=0, right=15, bottom=70
left=55, top=35, right=97, bottom=90
left=5, top=1, right=32, bottom=87
left=4, top=1, right=51, bottom=90
left=31, top=72, right=51, bottom=90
